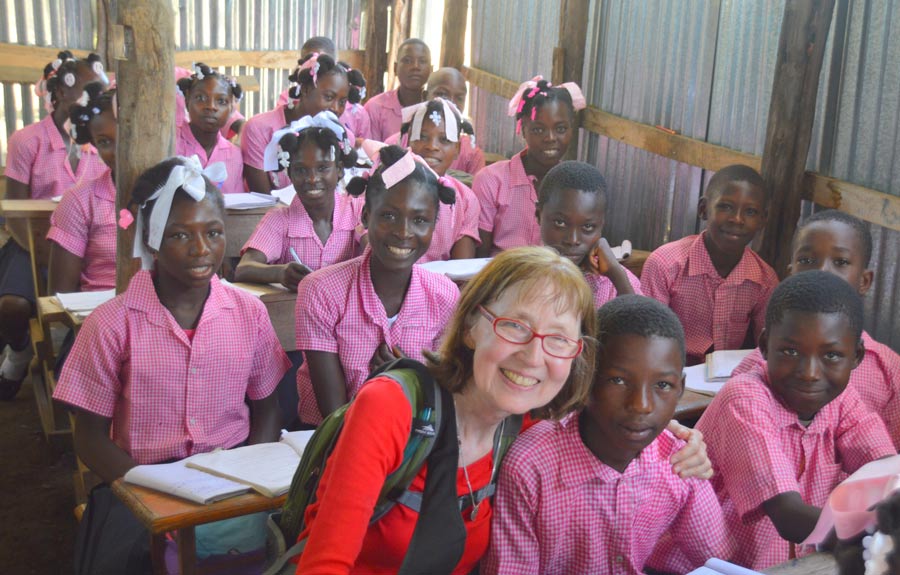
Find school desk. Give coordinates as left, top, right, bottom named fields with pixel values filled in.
left=764, top=552, right=837, bottom=575
left=111, top=479, right=286, bottom=575
left=673, top=390, right=713, bottom=423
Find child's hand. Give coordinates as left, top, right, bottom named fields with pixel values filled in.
left=586, top=238, right=620, bottom=276
left=282, top=262, right=312, bottom=291
left=667, top=420, right=713, bottom=480
left=369, top=343, right=407, bottom=372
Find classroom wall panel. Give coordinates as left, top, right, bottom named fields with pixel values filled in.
left=578, top=0, right=719, bottom=250
left=468, top=0, right=560, bottom=159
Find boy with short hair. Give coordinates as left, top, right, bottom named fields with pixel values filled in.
left=642, top=164, right=778, bottom=365
left=484, top=295, right=725, bottom=575
left=734, top=209, right=900, bottom=448
left=365, top=38, right=432, bottom=141
left=696, top=271, right=896, bottom=570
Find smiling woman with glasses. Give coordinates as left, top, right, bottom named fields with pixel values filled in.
left=292, top=246, right=712, bottom=574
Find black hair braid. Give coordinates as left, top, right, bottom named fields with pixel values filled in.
left=69, top=83, right=115, bottom=145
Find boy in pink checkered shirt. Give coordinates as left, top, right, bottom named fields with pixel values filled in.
left=696, top=271, right=896, bottom=570
left=642, top=165, right=778, bottom=365
left=485, top=295, right=725, bottom=575
left=733, top=209, right=900, bottom=450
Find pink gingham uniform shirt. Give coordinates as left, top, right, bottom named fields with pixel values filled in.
left=696, top=362, right=895, bottom=570
left=53, top=271, right=291, bottom=465
left=364, top=89, right=403, bottom=142
left=5, top=115, right=106, bottom=200
left=294, top=247, right=459, bottom=424
left=175, top=122, right=244, bottom=194
left=46, top=167, right=117, bottom=291
left=240, top=105, right=292, bottom=190
left=472, top=151, right=541, bottom=255
left=241, top=190, right=362, bottom=270
left=584, top=269, right=643, bottom=309
left=385, top=132, right=486, bottom=176
left=734, top=332, right=900, bottom=450
left=642, top=231, right=779, bottom=363
left=484, top=416, right=726, bottom=575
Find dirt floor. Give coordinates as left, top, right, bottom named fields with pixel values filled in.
left=0, top=378, right=77, bottom=574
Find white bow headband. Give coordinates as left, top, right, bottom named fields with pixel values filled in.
left=133, top=155, right=227, bottom=269
left=401, top=97, right=461, bottom=145
left=262, top=111, right=349, bottom=171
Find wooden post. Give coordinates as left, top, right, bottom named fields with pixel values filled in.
left=441, top=0, right=468, bottom=69
left=364, top=0, right=390, bottom=97
left=553, top=0, right=590, bottom=160
left=758, top=0, right=836, bottom=276
left=386, top=0, right=413, bottom=90
left=114, top=0, right=176, bottom=293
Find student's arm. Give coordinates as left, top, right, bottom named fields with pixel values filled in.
left=4, top=178, right=31, bottom=247
left=48, top=243, right=84, bottom=294
left=835, top=391, right=896, bottom=473
left=762, top=492, right=821, bottom=543
left=476, top=230, right=493, bottom=258
left=482, top=457, right=541, bottom=575
left=306, top=351, right=350, bottom=419
left=73, top=409, right=138, bottom=483
left=246, top=392, right=280, bottom=444
left=297, top=378, right=411, bottom=574
left=586, top=238, right=635, bottom=296
left=243, top=165, right=272, bottom=194
left=450, top=237, right=476, bottom=260
left=233, top=248, right=310, bottom=291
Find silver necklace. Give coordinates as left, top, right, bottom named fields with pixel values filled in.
left=454, top=400, right=504, bottom=521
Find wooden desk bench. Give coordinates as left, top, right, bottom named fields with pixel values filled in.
left=673, top=390, right=712, bottom=424
left=112, top=479, right=286, bottom=575
left=228, top=282, right=297, bottom=352
left=764, top=552, right=837, bottom=574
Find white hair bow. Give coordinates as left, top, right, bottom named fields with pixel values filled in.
left=133, top=155, right=227, bottom=269
left=262, top=111, right=348, bottom=172
left=400, top=98, right=461, bottom=145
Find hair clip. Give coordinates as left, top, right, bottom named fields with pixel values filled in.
left=328, top=146, right=336, bottom=162
left=193, top=64, right=206, bottom=80
left=358, top=86, right=366, bottom=100
left=76, top=91, right=90, bottom=107
left=51, top=58, right=63, bottom=71
left=298, top=53, right=322, bottom=87
left=118, top=209, right=135, bottom=230
left=429, top=110, right=442, bottom=127
left=277, top=148, right=291, bottom=169
left=63, top=73, right=76, bottom=87
left=507, top=75, right=544, bottom=117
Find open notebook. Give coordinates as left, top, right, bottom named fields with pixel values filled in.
left=688, top=558, right=763, bottom=575
left=123, top=430, right=315, bottom=503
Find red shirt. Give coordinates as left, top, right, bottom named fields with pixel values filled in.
left=296, top=376, right=493, bottom=574
left=696, top=362, right=895, bottom=569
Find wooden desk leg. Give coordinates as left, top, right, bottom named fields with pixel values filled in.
left=178, top=526, right=198, bottom=575
left=151, top=533, right=167, bottom=575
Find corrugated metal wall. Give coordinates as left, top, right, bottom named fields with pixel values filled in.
left=0, top=0, right=362, bottom=166
left=469, top=0, right=560, bottom=159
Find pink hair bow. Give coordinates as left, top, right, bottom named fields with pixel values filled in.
left=507, top=75, right=544, bottom=117
left=298, top=53, right=321, bottom=87
left=381, top=150, right=440, bottom=189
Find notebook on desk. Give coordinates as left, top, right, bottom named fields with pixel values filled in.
left=123, top=458, right=250, bottom=505
left=688, top=558, right=763, bottom=575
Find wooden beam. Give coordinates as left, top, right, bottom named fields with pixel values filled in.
left=463, top=65, right=520, bottom=99
left=758, top=0, right=836, bottom=275
left=553, top=0, right=590, bottom=160
left=386, top=0, right=413, bottom=90
left=583, top=107, right=762, bottom=173
left=441, top=0, right=468, bottom=69
left=804, top=173, right=900, bottom=233
left=364, top=0, right=390, bottom=96
left=115, top=0, right=176, bottom=293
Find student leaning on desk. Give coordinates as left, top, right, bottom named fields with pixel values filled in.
left=52, top=157, right=290, bottom=574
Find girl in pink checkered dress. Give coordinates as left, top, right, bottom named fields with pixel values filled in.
left=0, top=51, right=109, bottom=400
left=235, top=113, right=362, bottom=290
left=473, top=76, right=586, bottom=256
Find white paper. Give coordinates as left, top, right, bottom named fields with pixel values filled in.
left=419, top=258, right=492, bottom=281
left=270, top=185, right=297, bottom=206
left=219, top=279, right=267, bottom=298
left=186, top=443, right=302, bottom=497
left=280, top=429, right=316, bottom=456
left=611, top=239, right=632, bottom=261
left=51, top=195, right=63, bottom=203
left=55, top=289, right=116, bottom=314
left=124, top=458, right=250, bottom=505
left=223, top=192, right=278, bottom=210
left=703, top=558, right=764, bottom=575
left=706, top=349, right=753, bottom=380
left=684, top=364, right=726, bottom=396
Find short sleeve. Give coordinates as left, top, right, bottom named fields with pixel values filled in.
left=52, top=301, right=127, bottom=418
left=465, top=144, right=486, bottom=175
left=47, top=189, right=92, bottom=258
left=482, top=452, right=541, bottom=575
left=669, top=479, right=728, bottom=569
left=751, top=272, right=778, bottom=341
left=241, top=207, right=288, bottom=262
left=836, top=391, right=896, bottom=473
left=246, top=301, right=292, bottom=400
left=295, top=271, right=343, bottom=354
left=5, top=127, right=39, bottom=184
left=240, top=116, right=271, bottom=171
left=456, top=182, right=481, bottom=242
left=352, top=106, right=371, bottom=141
left=639, top=251, right=671, bottom=305
left=472, top=168, right=500, bottom=233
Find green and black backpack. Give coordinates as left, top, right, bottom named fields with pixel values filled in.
left=263, top=358, right=522, bottom=574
